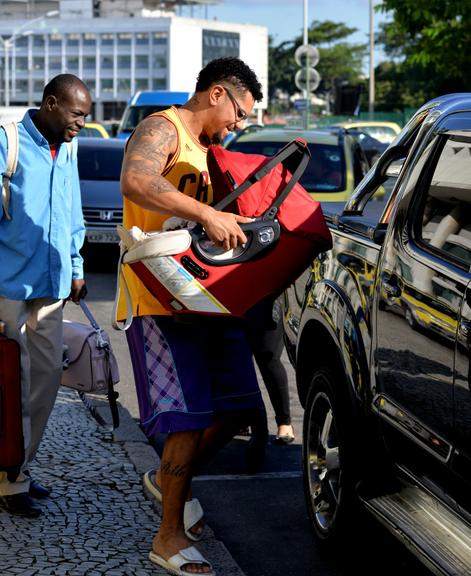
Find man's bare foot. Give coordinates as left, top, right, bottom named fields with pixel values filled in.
left=152, top=533, right=212, bottom=574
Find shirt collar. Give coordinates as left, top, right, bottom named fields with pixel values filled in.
left=21, top=109, right=50, bottom=147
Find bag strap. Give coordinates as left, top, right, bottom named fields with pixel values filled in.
left=1, top=122, right=19, bottom=221
left=74, top=299, right=120, bottom=430
left=212, top=139, right=310, bottom=221
left=111, top=247, right=134, bottom=332
left=1, top=124, right=73, bottom=221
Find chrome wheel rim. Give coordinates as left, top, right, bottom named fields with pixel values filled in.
left=305, top=391, right=341, bottom=532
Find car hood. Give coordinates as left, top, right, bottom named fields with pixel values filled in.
left=80, top=180, right=123, bottom=209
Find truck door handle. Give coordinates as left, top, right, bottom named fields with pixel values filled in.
left=459, top=321, right=471, bottom=340
left=383, top=281, right=401, bottom=299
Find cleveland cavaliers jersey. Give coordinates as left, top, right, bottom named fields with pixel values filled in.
left=119, top=106, right=213, bottom=318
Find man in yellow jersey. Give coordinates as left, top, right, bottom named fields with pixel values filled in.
left=120, top=58, right=263, bottom=576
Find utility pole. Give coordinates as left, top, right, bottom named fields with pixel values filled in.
left=303, top=0, right=309, bottom=129
left=368, top=0, right=375, bottom=116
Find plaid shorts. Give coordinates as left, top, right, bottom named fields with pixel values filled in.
left=126, top=315, right=263, bottom=437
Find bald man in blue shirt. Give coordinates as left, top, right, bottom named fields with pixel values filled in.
left=0, top=74, right=92, bottom=517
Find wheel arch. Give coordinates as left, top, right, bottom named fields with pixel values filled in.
left=295, top=280, right=370, bottom=417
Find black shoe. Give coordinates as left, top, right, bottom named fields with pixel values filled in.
left=0, top=493, right=42, bottom=518
left=29, top=479, right=51, bottom=499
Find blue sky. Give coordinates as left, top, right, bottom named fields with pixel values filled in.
left=180, top=0, right=391, bottom=66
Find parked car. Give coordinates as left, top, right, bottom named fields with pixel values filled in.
left=78, top=122, right=110, bottom=139
left=226, top=127, right=369, bottom=203
left=330, top=120, right=401, bottom=144
left=341, top=127, right=388, bottom=166
left=77, top=138, right=125, bottom=245
left=283, top=93, right=471, bottom=575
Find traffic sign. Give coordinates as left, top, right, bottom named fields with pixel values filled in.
left=295, top=68, right=321, bottom=93
left=294, top=99, right=308, bottom=110
left=294, top=44, right=319, bottom=68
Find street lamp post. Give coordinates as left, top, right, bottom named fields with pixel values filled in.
left=0, top=10, right=58, bottom=106
left=369, top=0, right=375, bottom=116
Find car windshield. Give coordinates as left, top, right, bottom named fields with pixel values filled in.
left=228, top=140, right=346, bottom=193
left=78, top=146, right=124, bottom=180
left=78, top=127, right=102, bottom=138
left=121, top=105, right=170, bottom=132
left=361, top=126, right=397, bottom=143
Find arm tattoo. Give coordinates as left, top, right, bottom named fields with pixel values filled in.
left=122, top=116, right=177, bottom=191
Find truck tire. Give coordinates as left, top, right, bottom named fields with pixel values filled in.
left=302, top=366, right=356, bottom=543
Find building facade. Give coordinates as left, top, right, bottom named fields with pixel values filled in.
left=0, top=1, right=268, bottom=120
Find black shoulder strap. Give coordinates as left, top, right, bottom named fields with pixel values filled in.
left=213, top=139, right=310, bottom=221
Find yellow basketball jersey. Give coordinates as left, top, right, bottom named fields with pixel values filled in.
left=118, top=106, right=213, bottom=318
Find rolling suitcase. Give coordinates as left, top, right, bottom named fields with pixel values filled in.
left=0, top=322, right=24, bottom=478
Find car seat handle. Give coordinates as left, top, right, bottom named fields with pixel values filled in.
left=213, top=139, right=310, bottom=219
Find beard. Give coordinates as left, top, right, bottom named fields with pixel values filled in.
left=210, top=132, right=223, bottom=145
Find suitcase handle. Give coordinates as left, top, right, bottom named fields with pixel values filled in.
left=190, top=218, right=281, bottom=266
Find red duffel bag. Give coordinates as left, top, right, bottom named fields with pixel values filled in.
left=114, top=139, right=332, bottom=327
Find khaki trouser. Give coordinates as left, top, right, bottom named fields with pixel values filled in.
left=0, top=297, right=63, bottom=496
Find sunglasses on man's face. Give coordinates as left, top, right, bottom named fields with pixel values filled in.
left=223, top=86, right=248, bottom=122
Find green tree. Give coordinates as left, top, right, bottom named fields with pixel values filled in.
left=377, top=1, right=471, bottom=92
left=268, top=20, right=367, bottom=105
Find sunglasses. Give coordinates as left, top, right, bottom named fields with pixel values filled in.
left=223, top=86, right=248, bottom=122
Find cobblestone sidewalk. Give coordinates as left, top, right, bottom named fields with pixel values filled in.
left=0, top=390, right=244, bottom=576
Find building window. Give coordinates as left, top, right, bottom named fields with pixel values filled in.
left=84, top=78, right=96, bottom=91
left=118, top=33, right=131, bottom=46
left=33, top=35, right=45, bottom=48
left=118, top=55, right=131, bottom=69
left=135, top=55, right=148, bottom=69
left=153, top=55, right=166, bottom=69
left=67, top=34, right=80, bottom=47
left=83, top=56, right=96, bottom=70
left=16, top=57, right=28, bottom=72
left=101, top=56, right=113, bottom=70
left=135, top=78, right=149, bottom=90
left=83, top=33, right=96, bottom=46
left=101, top=33, right=114, bottom=46
left=153, top=32, right=167, bottom=45
left=136, top=33, right=149, bottom=45
left=15, top=36, right=29, bottom=48
left=49, top=34, right=62, bottom=47
left=152, top=78, right=166, bottom=90
left=101, top=78, right=113, bottom=92
left=33, top=80, right=44, bottom=93
left=202, top=30, right=239, bottom=66
left=118, top=78, right=131, bottom=92
left=49, top=56, right=62, bottom=71
left=33, top=56, right=44, bottom=71
left=15, top=79, right=28, bottom=92
left=67, top=57, right=79, bottom=71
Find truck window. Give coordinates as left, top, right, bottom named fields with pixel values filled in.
left=417, top=135, right=471, bottom=269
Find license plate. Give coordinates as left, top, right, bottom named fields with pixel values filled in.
left=86, top=230, right=119, bottom=243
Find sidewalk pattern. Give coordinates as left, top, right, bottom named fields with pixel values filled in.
left=0, top=390, right=161, bottom=575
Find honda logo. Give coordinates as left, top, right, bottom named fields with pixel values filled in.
left=99, top=210, right=114, bottom=221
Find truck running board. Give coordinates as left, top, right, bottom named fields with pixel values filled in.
left=361, top=485, right=471, bottom=576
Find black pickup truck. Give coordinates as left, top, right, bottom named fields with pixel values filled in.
left=283, top=93, right=471, bottom=576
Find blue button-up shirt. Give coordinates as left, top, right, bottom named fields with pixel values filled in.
left=0, top=110, right=85, bottom=300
